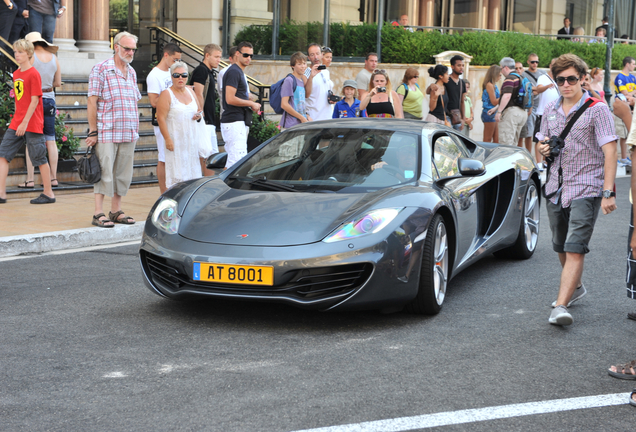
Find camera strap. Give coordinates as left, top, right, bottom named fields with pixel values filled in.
left=543, top=97, right=595, bottom=200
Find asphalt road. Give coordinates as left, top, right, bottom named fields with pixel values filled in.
left=1, top=177, right=635, bottom=432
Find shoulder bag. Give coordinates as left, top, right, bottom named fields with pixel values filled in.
left=440, top=93, right=452, bottom=127
left=78, top=145, right=101, bottom=184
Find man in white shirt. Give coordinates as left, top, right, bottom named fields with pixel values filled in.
left=146, top=43, right=182, bottom=193
left=356, top=52, right=378, bottom=100
left=304, top=43, right=335, bottom=121
left=533, top=58, right=559, bottom=169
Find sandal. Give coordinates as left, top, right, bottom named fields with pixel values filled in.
left=109, top=210, right=135, bottom=225
left=608, top=359, right=636, bottom=380
left=628, top=311, right=636, bottom=321
left=92, top=213, right=115, bottom=228
left=18, top=180, right=34, bottom=188
left=631, top=389, right=636, bottom=407
left=41, top=179, right=59, bottom=187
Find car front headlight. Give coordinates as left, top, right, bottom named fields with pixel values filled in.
left=323, top=208, right=403, bottom=243
left=151, top=198, right=181, bottom=234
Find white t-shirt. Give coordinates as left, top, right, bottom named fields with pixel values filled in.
left=535, top=74, right=560, bottom=116
left=355, top=68, right=372, bottom=93
left=304, top=67, right=334, bottom=121
left=146, top=67, right=172, bottom=140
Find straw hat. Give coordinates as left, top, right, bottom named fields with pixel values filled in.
left=24, top=32, right=58, bottom=54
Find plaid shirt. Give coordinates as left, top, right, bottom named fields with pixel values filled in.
left=537, top=91, right=618, bottom=207
left=88, top=58, right=141, bottom=143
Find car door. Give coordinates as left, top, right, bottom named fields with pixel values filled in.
left=431, top=133, right=482, bottom=267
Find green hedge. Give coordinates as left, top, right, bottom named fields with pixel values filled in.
left=234, top=22, right=636, bottom=69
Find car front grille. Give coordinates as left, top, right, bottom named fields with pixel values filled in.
left=141, top=250, right=372, bottom=302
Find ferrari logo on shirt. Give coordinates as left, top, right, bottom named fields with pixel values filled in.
left=14, top=79, right=24, bottom=101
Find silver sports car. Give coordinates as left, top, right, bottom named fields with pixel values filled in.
left=139, top=119, right=540, bottom=315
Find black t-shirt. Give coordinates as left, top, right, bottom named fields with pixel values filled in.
left=189, top=62, right=217, bottom=126
left=430, top=93, right=449, bottom=121
left=444, top=77, right=464, bottom=110
left=221, top=64, right=249, bottom=124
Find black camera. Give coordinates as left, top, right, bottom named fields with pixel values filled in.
left=317, top=65, right=327, bottom=70
left=377, top=86, right=387, bottom=93
left=546, top=136, right=565, bottom=160
left=327, top=90, right=341, bottom=103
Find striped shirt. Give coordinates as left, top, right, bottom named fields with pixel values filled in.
left=537, top=91, right=618, bottom=207
left=88, top=58, right=142, bottom=144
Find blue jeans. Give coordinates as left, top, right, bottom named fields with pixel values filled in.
left=28, top=8, right=56, bottom=43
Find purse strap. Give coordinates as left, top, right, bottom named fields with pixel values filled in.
left=440, top=92, right=449, bottom=123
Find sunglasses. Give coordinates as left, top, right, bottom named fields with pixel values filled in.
left=117, top=43, right=137, bottom=53
left=172, top=73, right=188, bottom=78
left=529, top=60, right=539, bottom=64
left=322, top=46, right=332, bottom=53
left=373, top=69, right=387, bottom=75
left=555, top=75, right=580, bottom=86
left=240, top=52, right=254, bottom=58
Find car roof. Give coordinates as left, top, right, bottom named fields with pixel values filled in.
left=288, top=118, right=439, bottom=135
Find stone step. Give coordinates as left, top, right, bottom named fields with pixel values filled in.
left=6, top=175, right=160, bottom=199
left=60, top=79, right=144, bottom=93
left=56, top=104, right=153, bottom=121
left=55, top=93, right=150, bottom=106
left=64, top=118, right=155, bottom=135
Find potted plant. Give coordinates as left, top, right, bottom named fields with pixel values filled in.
left=248, top=111, right=281, bottom=151
left=54, top=110, right=80, bottom=171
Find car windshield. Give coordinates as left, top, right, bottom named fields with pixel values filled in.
left=227, top=127, right=420, bottom=193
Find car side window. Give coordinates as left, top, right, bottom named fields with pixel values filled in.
left=449, top=133, right=476, bottom=155
left=432, top=135, right=463, bottom=179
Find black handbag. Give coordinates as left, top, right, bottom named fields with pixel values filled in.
left=78, top=146, right=101, bottom=184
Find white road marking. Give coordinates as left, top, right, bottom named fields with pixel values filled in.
left=0, top=240, right=140, bottom=262
left=103, top=371, right=127, bottom=378
left=290, top=393, right=630, bottom=432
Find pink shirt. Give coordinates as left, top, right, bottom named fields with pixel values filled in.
left=88, top=58, right=142, bottom=144
left=537, top=92, right=618, bottom=207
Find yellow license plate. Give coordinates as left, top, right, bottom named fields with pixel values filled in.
left=193, top=262, right=274, bottom=286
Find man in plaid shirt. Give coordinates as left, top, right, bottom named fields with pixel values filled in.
left=537, top=54, right=618, bottom=326
left=86, top=31, right=142, bottom=228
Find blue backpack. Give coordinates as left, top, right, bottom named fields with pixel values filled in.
left=269, top=74, right=297, bottom=115
left=510, top=72, right=533, bottom=109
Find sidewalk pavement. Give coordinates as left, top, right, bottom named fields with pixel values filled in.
left=0, top=186, right=161, bottom=258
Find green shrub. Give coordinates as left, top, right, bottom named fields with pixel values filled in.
left=234, top=22, right=636, bottom=69
left=249, top=112, right=280, bottom=143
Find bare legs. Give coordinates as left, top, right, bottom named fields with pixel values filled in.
left=25, top=140, right=59, bottom=185
left=555, top=252, right=584, bottom=307
left=483, top=122, right=499, bottom=143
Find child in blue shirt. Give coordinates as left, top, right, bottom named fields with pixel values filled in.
left=333, top=80, right=365, bottom=118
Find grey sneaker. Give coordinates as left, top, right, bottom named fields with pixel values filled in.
left=549, top=305, right=573, bottom=326
left=551, top=284, right=587, bottom=308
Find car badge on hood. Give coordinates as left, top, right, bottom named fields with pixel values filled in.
left=237, top=234, right=249, bottom=238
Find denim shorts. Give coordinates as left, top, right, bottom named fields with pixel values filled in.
left=42, top=98, right=56, bottom=141
left=481, top=109, right=496, bottom=123
left=546, top=197, right=602, bottom=254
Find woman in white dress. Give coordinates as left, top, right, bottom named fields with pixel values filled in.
left=156, top=61, right=207, bottom=188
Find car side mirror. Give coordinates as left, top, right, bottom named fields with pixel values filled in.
left=207, top=152, right=227, bottom=169
left=458, top=157, right=485, bottom=176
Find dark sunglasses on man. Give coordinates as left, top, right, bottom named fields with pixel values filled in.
left=555, top=75, right=580, bottom=86
left=240, top=52, right=254, bottom=58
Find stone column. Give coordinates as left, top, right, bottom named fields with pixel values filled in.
left=76, top=0, right=112, bottom=54
left=419, top=0, right=435, bottom=27
left=53, top=0, right=79, bottom=52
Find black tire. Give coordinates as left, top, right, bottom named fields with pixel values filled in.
left=493, top=180, right=540, bottom=260
left=406, top=214, right=449, bottom=315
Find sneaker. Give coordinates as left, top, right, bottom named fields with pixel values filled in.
left=551, top=284, right=587, bottom=308
left=619, top=158, right=632, bottom=167
left=549, top=305, right=573, bottom=326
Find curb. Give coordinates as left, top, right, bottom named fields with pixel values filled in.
left=0, top=223, right=145, bottom=258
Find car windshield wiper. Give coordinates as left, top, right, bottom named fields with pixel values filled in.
left=229, top=176, right=297, bottom=192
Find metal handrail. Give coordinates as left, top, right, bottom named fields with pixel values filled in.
left=0, top=35, right=19, bottom=73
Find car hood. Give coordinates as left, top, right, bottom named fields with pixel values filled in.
left=178, top=182, right=393, bottom=246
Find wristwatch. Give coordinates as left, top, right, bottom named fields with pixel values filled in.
left=602, top=190, right=616, bottom=199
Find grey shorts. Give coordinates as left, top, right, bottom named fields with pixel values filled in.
left=520, top=112, right=538, bottom=139
left=546, top=197, right=602, bottom=254
left=0, top=129, right=48, bottom=166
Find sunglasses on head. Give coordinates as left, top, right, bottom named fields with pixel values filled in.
left=322, top=46, right=332, bottom=53
left=529, top=60, right=539, bottom=64
left=172, top=73, right=188, bottom=78
left=555, top=75, right=580, bottom=86
left=241, top=52, right=253, bottom=58
left=373, top=69, right=387, bottom=75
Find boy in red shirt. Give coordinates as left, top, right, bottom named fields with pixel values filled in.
left=0, top=39, right=55, bottom=204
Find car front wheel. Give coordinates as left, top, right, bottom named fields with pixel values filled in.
left=406, top=214, right=449, bottom=315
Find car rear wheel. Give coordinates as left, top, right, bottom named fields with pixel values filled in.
left=494, top=180, right=540, bottom=259
left=406, top=214, right=449, bottom=315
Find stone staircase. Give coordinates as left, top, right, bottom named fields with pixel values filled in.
left=6, top=78, right=160, bottom=199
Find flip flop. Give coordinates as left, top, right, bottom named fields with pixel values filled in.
left=41, top=179, right=59, bottom=187
left=608, top=360, right=636, bottom=380
left=18, top=180, right=35, bottom=188
left=628, top=311, right=636, bottom=321
left=631, top=389, right=636, bottom=407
